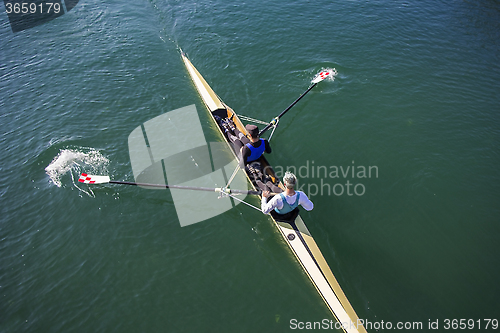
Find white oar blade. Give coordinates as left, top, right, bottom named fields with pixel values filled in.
left=311, top=68, right=337, bottom=84
left=78, top=173, right=110, bottom=184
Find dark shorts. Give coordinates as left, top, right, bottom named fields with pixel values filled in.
left=270, top=207, right=300, bottom=223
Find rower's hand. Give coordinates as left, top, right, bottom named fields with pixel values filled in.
left=262, top=191, right=270, bottom=198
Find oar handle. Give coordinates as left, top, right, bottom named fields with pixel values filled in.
left=259, top=82, right=317, bottom=136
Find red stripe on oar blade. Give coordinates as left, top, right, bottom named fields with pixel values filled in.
left=312, top=70, right=333, bottom=83
left=77, top=174, right=110, bottom=184
left=79, top=174, right=96, bottom=184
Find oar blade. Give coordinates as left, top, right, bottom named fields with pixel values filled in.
left=78, top=173, right=111, bottom=184
left=311, top=68, right=337, bottom=84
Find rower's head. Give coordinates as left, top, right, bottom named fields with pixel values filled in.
left=283, top=171, right=297, bottom=189
left=246, top=124, right=259, bottom=139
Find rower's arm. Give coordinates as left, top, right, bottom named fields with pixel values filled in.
left=261, top=195, right=282, bottom=214
left=264, top=139, right=272, bottom=153
left=298, top=191, right=314, bottom=211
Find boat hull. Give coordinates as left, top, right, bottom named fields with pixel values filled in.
left=181, top=53, right=367, bottom=333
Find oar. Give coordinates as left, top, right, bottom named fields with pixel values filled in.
left=259, top=69, right=335, bottom=136
left=78, top=173, right=263, bottom=195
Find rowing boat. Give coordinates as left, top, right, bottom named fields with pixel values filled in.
left=181, top=52, right=367, bottom=333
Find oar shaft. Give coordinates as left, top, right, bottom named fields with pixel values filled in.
left=108, top=180, right=262, bottom=195
left=110, top=180, right=212, bottom=191
left=259, top=82, right=317, bottom=136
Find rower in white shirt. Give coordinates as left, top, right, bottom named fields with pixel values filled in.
left=261, top=171, right=314, bottom=219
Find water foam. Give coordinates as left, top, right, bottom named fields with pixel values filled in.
left=45, top=148, right=110, bottom=190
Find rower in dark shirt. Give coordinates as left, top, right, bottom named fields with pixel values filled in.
left=238, top=124, right=271, bottom=168
left=223, top=121, right=277, bottom=192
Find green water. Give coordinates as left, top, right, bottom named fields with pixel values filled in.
left=1, top=0, right=499, bottom=332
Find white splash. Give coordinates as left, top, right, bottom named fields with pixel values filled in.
left=45, top=148, right=109, bottom=189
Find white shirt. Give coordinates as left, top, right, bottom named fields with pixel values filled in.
left=261, top=191, right=314, bottom=215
